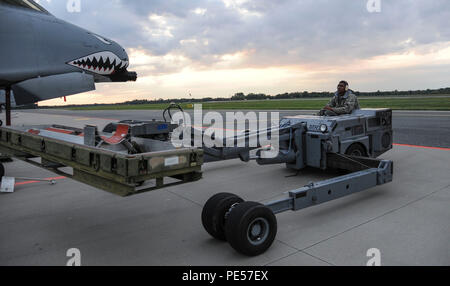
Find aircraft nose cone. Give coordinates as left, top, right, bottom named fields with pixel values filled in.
left=69, top=30, right=134, bottom=79
left=112, top=44, right=129, bottom=68
left=89, top=32, right=129, bottom=63
left=106, top=43, right=136, bottom=82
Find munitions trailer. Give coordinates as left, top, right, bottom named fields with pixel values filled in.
left=0, top=120, right=203, bottom=197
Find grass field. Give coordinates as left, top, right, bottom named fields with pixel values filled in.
left=67, top=97, right=450, bottom=111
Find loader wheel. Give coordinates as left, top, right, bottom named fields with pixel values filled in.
left=225, top=201, right=277, bottom=256
left=202, top=193, right=244, bottom=241
left=346, top=143, right=367, bottom=157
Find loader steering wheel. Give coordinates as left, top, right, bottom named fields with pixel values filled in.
left=163, top=102, right=184, bottom=123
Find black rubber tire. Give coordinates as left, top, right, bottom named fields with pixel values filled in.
left=346, top=143, right=368, bottom=157
left=202, top=193, right=244, bottom=241
left=225, top=201, right=277, bottom=256
left=0, top=163, right=4, bottom=178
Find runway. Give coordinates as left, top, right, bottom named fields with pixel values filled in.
left=0, top=110, right=449, bottom=266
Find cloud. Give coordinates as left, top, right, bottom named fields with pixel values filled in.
left=34, top=0, right=450, bottom=105
left=38, top=0, right=450, bottom=70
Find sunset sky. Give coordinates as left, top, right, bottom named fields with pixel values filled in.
left=35, top=0, right=450, bottom=106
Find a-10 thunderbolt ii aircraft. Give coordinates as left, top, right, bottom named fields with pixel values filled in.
left=0, top=0, right=137, bottom=124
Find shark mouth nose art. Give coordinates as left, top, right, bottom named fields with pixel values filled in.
left=67, top=51, right=129, bottom=75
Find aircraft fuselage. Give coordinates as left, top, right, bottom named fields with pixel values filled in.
left=0, top=1, right=136, bottom=105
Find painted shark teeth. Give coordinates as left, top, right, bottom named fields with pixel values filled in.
left=67, top=51, right=128, bottom=75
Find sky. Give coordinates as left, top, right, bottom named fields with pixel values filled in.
left=34, top=0, right=450, bottom=106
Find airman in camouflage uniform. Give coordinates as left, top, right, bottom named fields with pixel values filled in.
left=318, top=81, right=360, bottom=116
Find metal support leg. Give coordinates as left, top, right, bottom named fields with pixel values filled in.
left=265, top=160, right=393, bottom=214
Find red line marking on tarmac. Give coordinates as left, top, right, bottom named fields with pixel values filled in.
left=14, top=176, right=66, bottom=187
left=393, top=143, right=450, bottom=151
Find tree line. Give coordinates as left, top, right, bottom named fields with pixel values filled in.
left=37, top=87, right=450, bottom=108
left=231, top=87, right=450, bottom=100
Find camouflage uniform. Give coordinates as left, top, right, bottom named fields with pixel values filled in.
left=325, top=90, right=360, bottom=115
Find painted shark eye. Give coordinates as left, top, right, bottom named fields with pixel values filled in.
left=89, top=33, right=112, bottom=45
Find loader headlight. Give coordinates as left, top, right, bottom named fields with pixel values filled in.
left=320, top=124, right=328, bottom=133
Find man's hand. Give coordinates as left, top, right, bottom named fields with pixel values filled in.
left=324, top=106, right=334, bottom=111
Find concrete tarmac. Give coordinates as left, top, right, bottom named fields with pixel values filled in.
left=0, top=110, right=449, bottom=266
